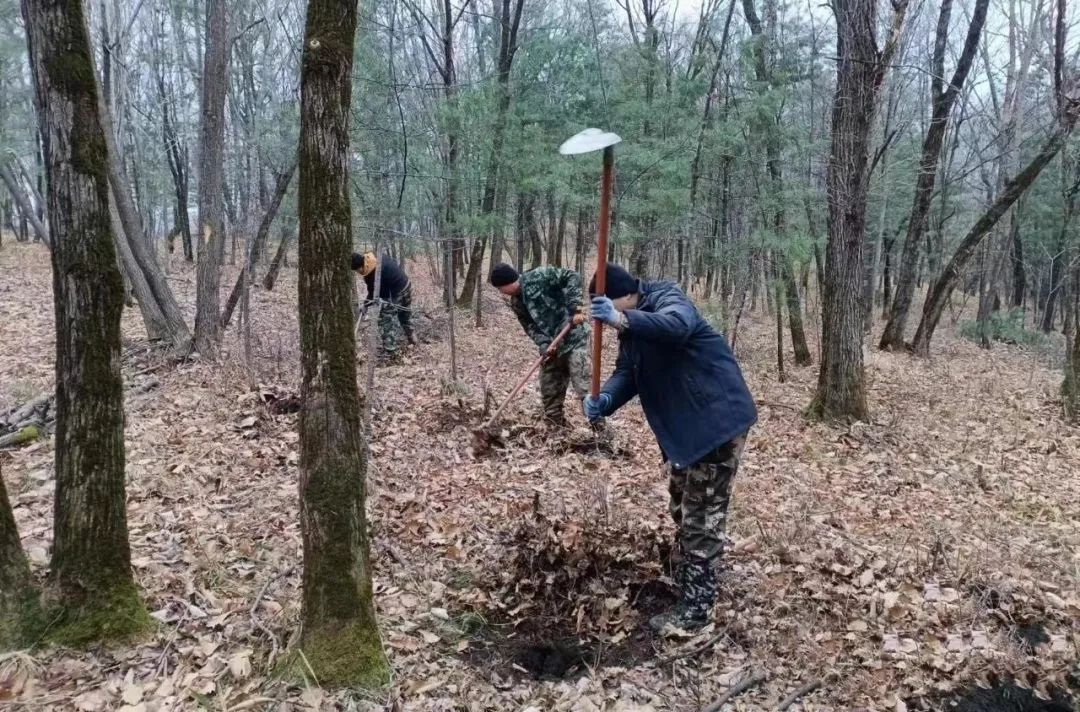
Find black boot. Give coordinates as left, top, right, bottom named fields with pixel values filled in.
left=649, top=556, right=716, bottom=635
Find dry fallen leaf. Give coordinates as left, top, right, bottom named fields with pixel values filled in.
left=228, top=652, right=252, bottom=680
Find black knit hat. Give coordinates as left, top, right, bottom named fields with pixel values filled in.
left=589, top=263, right=639, bottom=299
left=350, top=252, right=364, bottom=271
left=489, top=263, right=519, bottom=287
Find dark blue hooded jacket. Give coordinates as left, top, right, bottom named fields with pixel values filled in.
left=599, top=280, right=756, bottom=469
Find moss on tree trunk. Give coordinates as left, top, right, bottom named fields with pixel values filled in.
left=291, top=0, right=389, bottom=688
left=21, top=0, right=149, bottom=646
left=0, top=467, right=42, bottom=651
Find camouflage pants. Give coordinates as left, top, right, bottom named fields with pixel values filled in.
left=539, top=346, right=590, bottom=423
left=378, top=282, right=414, bottom=357
left=669, top=434, right=747, bottom=563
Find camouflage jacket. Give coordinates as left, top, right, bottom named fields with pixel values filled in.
left=510, top=266, right=588, bottom=356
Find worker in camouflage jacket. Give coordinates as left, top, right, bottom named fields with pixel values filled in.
left=352, top=251, right=416, bottom=362
left=489, top=263, right=591, bottom=426
left=584, top=263, right=757, bottom=635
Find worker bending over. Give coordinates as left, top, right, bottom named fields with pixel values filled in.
left=489, top=263, right=591, bottom=428
left=352, top=252, right=416, bottom=363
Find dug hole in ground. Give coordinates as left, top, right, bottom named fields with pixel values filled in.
left=0, top=242, right=1078, bottom=711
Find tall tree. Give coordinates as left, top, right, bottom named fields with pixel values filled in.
left=97, top=71, right=194, bottom=351
left=457, top=0, right=525, bottom=307
left=21, top=0, right=147, bottom=644
left=742, top=0, right=812, bottom=366
left=879, top=0, right=989, bottom=350
left=810, top=0, right=907, bottom=420
left=291, top=0, right=389, bottom=686
left=194, top=0, right=229, bottom=356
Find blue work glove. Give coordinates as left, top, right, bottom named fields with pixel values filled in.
left=583, top=393, right=611, bottom=421
left=590, top=296, right=620, bottom=326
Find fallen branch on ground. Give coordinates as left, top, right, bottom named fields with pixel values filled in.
left=701, top=668, right=766, bottom=712
left=0, top=425, right=40, bottom=449
left=777, top=678, right=823, bottom=710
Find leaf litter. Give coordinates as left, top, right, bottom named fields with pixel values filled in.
left=0, top=243, right=1078, bottom=710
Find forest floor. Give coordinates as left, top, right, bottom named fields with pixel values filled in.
left=1, top=241, right=1079, bottom=712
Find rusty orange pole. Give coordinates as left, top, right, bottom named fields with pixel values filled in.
left=591, top=146, right=614, bottom=399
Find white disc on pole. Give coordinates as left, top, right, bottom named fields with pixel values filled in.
left=558, top=128, right=622, bottom=155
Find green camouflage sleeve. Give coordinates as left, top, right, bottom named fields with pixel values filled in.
left=511, top=296, right=550, bottom=350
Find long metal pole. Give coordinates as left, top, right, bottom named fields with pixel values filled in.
left=591, top=145, right=614, bottom=399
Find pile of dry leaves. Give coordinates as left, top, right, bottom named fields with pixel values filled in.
left=0, top=242, right=1077, bottom=711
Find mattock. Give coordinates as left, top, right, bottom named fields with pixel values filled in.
left=558, top=128, right=621, bottom=418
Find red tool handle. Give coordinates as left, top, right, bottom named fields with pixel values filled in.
left=591, top=146, right=614, bottom=399
left=482, top=321, right=577, bottom=430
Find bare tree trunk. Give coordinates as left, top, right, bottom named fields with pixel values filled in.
left=880, top=0, right=988, bottom=349
left=1042, top=249, right=1065, bottom=333
left=1010, top=210, right=1026, bottom=307
left=0, top=162, right=49, bottom=245
left=21, top=0, right=147, bottom=644
left=0, top=464, right=41, bottom=650
left=782, top=261, right=812, bottom=365
left=553, top=201, right=567, bottom=268
left=911, top=119, right=1077, bottom=355
left=743, top=0, right=811, bottom=365
left=811, top=0, right=907, bottom=420
left=457, top=0, right=524, bottom=307
left=194, top=0, right=229, bottom=357
left=1063, top=264, right=1080, bottom=421
left=262, top=225, right=293, bottom=290
left=96, top=96, right=192, bottom=351
left=292, top=0, right=388, bottom=686
left=774, top=270, right=786, bottom=383
left=525, top=197, right=543, bottom=269
left=221, top=160, right=297, bottom=328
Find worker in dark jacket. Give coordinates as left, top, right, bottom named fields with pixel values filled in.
left=352, top=252, right=416, bottom=361
left=583, top=264, right=756, bottom=634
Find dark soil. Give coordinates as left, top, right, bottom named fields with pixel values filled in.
left=908, top=676, right=1075, bottom=712
left=461, top=577, right=677, bottom=681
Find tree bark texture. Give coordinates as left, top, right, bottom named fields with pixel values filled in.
left=21, top=0, right=146, bottom=645
left=879, top=0, right=988, bottom=350
left=294, top=0, right=389, bottom=687
left=811, top=0, right=906, bottom=420
left=194, top=0, right=229, bottom=357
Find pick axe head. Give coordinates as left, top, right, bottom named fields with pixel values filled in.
left=558, top=128, right=622, bottom=155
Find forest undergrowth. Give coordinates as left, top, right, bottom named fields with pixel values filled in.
left=1, top=243, right=1078, bottom=711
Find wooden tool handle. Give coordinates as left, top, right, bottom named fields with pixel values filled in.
left=482, top=321, right=576, bottom=430
left=590, top=146, right=615, bottom=399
